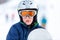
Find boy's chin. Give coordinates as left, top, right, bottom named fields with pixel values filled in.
left=25, top=23, right=32, bottom=25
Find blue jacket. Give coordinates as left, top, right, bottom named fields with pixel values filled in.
left=6, top=22, right=43, bottom=40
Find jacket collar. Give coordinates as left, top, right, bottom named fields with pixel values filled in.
left=20, top=22, right=40, bottom=29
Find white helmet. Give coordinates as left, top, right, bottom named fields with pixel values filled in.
left=17, top=0, right=38, bottom=11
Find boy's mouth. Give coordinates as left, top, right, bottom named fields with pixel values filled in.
left=26, top=20, right=30, bottom=22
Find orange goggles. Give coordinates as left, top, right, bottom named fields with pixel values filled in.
left=19, top=10, right=36, bottom=17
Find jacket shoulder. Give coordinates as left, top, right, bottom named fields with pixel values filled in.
left=6, top=22, right=21, bottom=40
left=10, top=22, right=23, bottom=33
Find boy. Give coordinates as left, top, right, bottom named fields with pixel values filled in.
left=6, top=0, right=43, bottom=40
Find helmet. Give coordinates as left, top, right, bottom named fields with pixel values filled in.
left=17, top=0, right=38, bottom=12
left=17, top=0, right=39, bottom=27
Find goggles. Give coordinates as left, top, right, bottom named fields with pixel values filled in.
left=19, top=10, right=36, bottom=17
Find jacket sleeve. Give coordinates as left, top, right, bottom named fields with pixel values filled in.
left=6, top=25, right=20, bottom=40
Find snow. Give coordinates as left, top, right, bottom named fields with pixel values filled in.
left=0, top=0, right=60, bottom=40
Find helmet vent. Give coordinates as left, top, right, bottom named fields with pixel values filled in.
left=23, top=1, right=25, bottom=5
left=30, top=3, right=32, bottom=5
left=23, top=3, right=25, bottom=5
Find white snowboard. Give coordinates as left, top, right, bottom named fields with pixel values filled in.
left=27, top=28, right=52, bottom=40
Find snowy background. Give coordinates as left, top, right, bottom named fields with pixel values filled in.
left=0, top=0, right=60, bottom=40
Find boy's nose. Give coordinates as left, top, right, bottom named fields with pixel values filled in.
left=26, top=16, right=30, bottom=18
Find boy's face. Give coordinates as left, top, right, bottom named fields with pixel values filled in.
left=22, top=16, right=33, bottom=25
left=19, top=10, right=36, bottom=25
